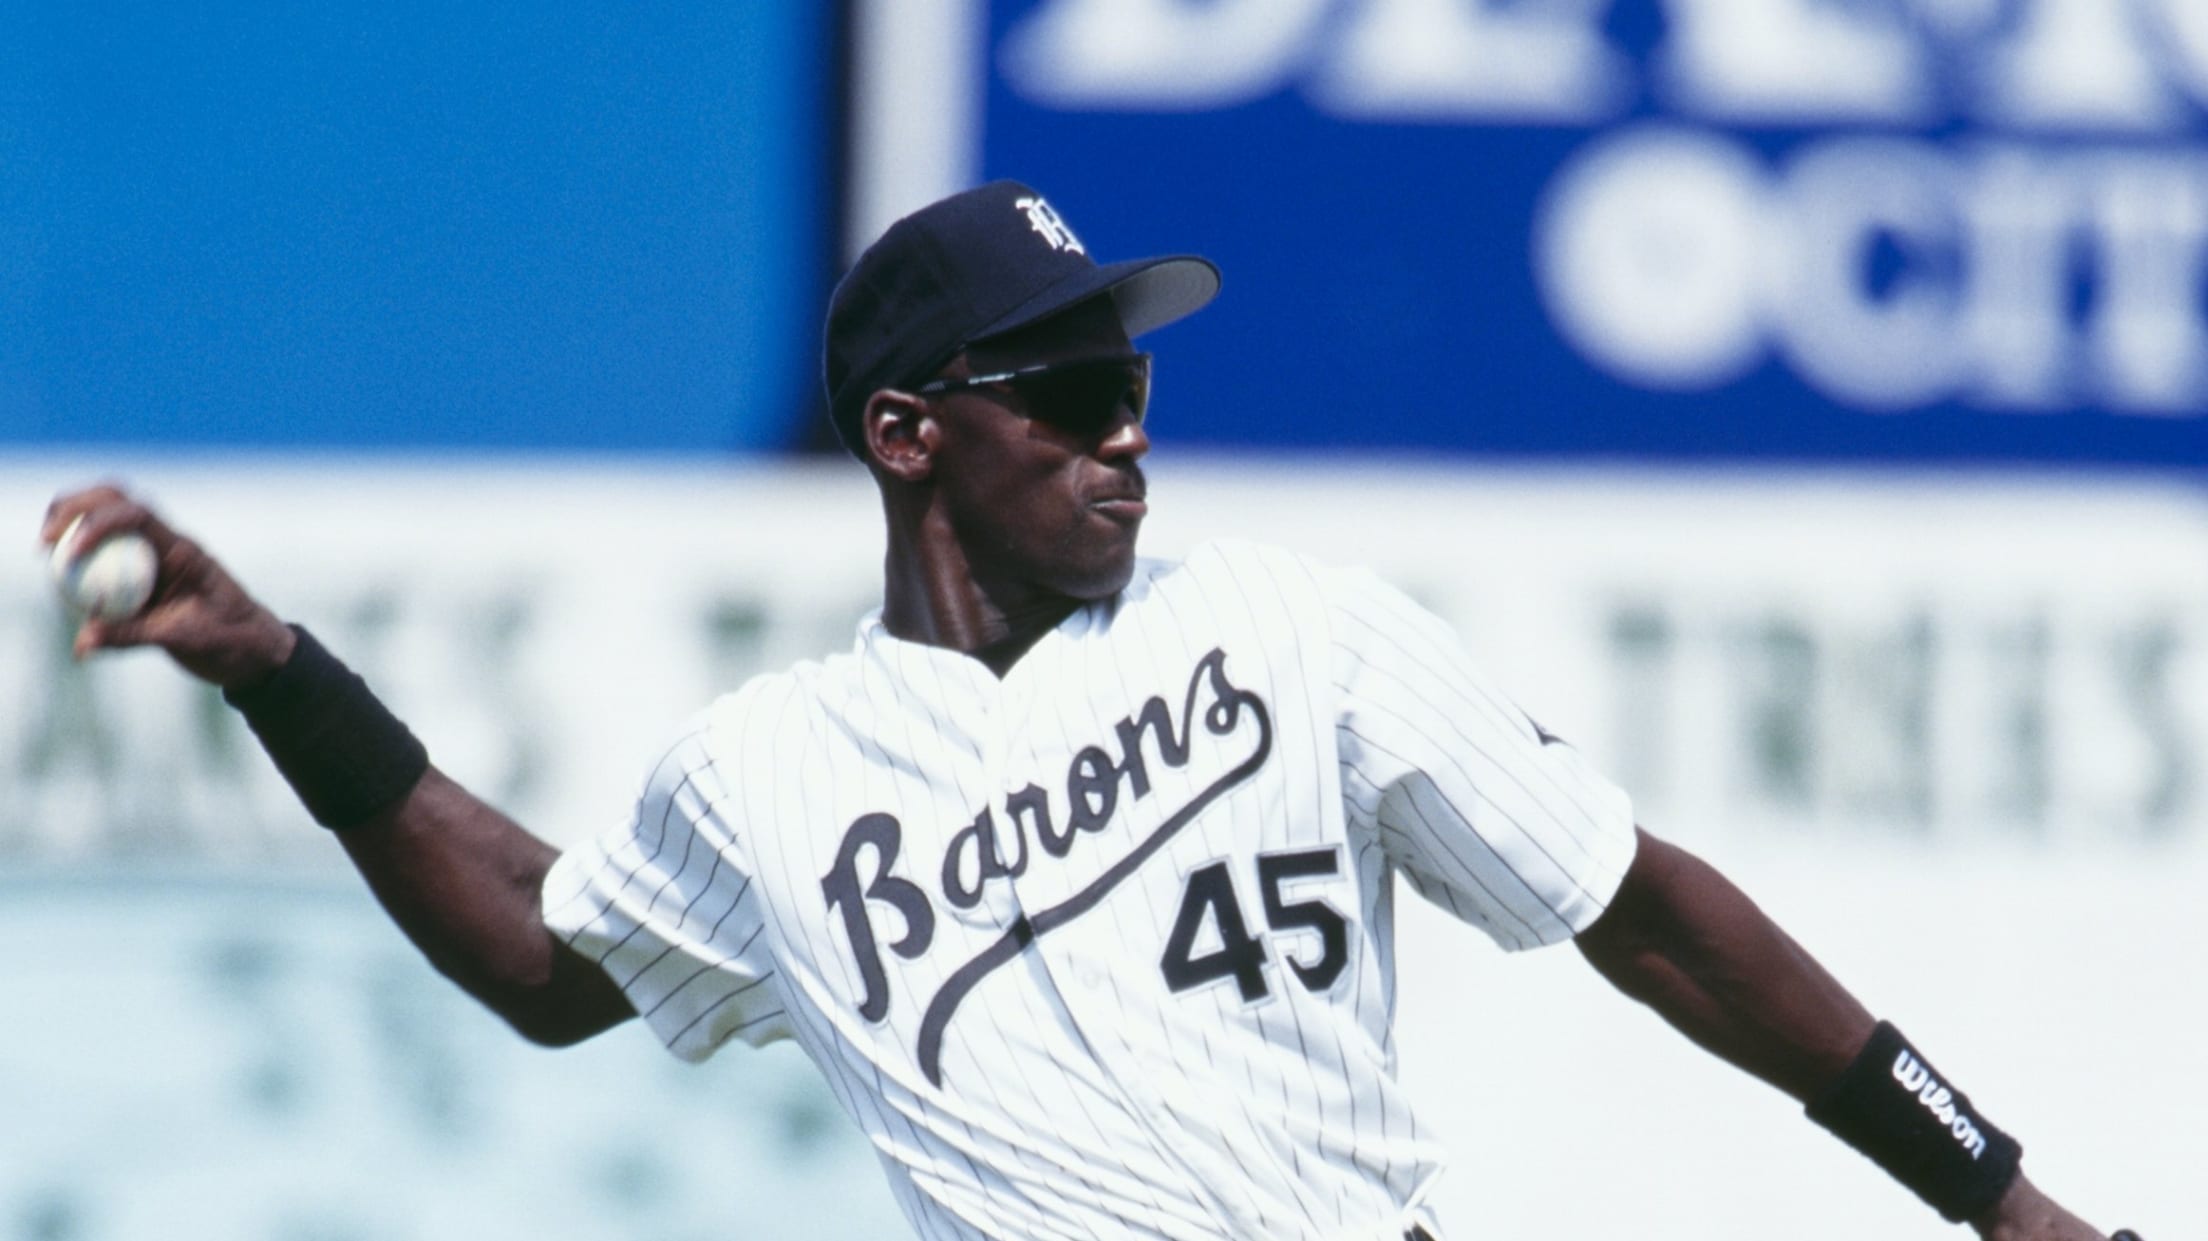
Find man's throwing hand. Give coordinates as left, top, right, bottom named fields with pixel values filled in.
left=40, top=484, right=294, bottom=687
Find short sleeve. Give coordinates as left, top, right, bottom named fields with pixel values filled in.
left=1326, top=566, right=1638, bottom=950
left=541, top=716, right=791, bottom=1060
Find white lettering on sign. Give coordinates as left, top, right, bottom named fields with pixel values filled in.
left=1534, top=127, right=1767, bottom=389
left=1535, top=128, right=2208, bottom=413
left=1770, top=139, right=1965, bottom=410
left=1977, top=0, right=2184, bottom=130
left=2145, top=0, right=2208, bottom=108
left=1004, top=0, right=2206, bottom=132
left=1312, top=0, right=1628, bottom=122
left=1956, top=149, right=2078, bottom=410
left=2085, top=157, right=2208, bottom=411
left=999, top=0, right=1333, bottom=109
left=1001, top=0, right=2207, bottom=419
left=1652, top=0, right=1929, bottom=123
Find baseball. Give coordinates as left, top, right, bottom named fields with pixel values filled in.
left=49, top=515, right=160, bottom=621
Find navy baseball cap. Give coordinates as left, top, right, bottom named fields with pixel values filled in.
left=823, top=180, right=1221, bottom=457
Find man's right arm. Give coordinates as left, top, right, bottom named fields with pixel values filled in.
left=43, top=484, right=636, bottom=1046
left=332, top=767, right=636, bottom=1045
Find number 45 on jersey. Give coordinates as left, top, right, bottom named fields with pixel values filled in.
left=1161, top=847, right=1350, bottom=1002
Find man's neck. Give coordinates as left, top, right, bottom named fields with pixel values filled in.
left=880, top=544, right=1081, bottom=677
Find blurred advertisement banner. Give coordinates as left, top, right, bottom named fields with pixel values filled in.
left=849, top=0, right=2208, bottom=462
left=8, top=461, right=2202, bottom=861
left=0, top=881, right=909, bottom=1241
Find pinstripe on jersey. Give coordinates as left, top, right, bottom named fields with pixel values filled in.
left=541, top=540, right=1638, bottom=1241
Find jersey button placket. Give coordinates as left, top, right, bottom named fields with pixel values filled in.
left=997, top=696, right=1263, bottom=1236
left=994, top=675, right=1111, bottom=1029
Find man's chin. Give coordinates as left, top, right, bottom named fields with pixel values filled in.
left=1061, top=548, right=1138, bottom=602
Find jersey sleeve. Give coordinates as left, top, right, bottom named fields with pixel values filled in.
left=541, top=713, right=791, bottom=1061
left=1325, top=566, right=1638, bottom=950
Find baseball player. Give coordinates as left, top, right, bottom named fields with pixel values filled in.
left=45, top=181, right=2141, bottom=1241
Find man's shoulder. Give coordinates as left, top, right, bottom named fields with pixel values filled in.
left=1131, top=540, right=1435, bottom=651
left=684, top=646, right=862, bottom=740
left=1145, top=537, right=1388, bottom=612
left=1115, top=538, right=1354, bottom=642
left=1138, top=536, right=1335, bottom=590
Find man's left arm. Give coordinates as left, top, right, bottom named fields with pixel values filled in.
left=1574, top=827, right=2112, bottom=1241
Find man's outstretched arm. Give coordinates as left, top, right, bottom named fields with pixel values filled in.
left=331, top=768, right=636, bottom=1045
left=42, top=484, right=635, bottom=1046
left=1576, top=827, right=2111, bottom=1241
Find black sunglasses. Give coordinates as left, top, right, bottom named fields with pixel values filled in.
left=915, top=352, right=1152, bottom=436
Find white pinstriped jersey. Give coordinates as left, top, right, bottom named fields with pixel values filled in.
left=542, top=539, right=1638, bottom=1241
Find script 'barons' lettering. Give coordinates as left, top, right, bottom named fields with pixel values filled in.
left=821, top=648, right=1269, bottom=1030
left=1892, top=1050, right=1990, bottom=1158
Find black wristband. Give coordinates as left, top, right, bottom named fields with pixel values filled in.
left=223, top=624, right=430, bottom=830
left=1806, top=1021, right=2023, bottom=1224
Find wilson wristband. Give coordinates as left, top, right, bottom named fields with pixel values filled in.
left=1806, top=1021, right=2023, bottom=1224
left=223, top=624, right=430, bottom=830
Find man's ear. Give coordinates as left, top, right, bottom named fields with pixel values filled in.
left=863, top=390, right=939, bottom=482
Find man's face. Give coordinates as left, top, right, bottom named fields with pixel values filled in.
left=923, top=297, right=1151, bottom=603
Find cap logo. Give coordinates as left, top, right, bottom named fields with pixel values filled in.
left=1015, top=195, right=1085, bottom=255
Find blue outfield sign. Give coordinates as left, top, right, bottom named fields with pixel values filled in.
left=978, top=0, right=2208, bottom=466
left=0, top=6, right=834, bottom=453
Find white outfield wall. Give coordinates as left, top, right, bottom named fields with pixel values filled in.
left=2, top=457, right=2201, bottom=1240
